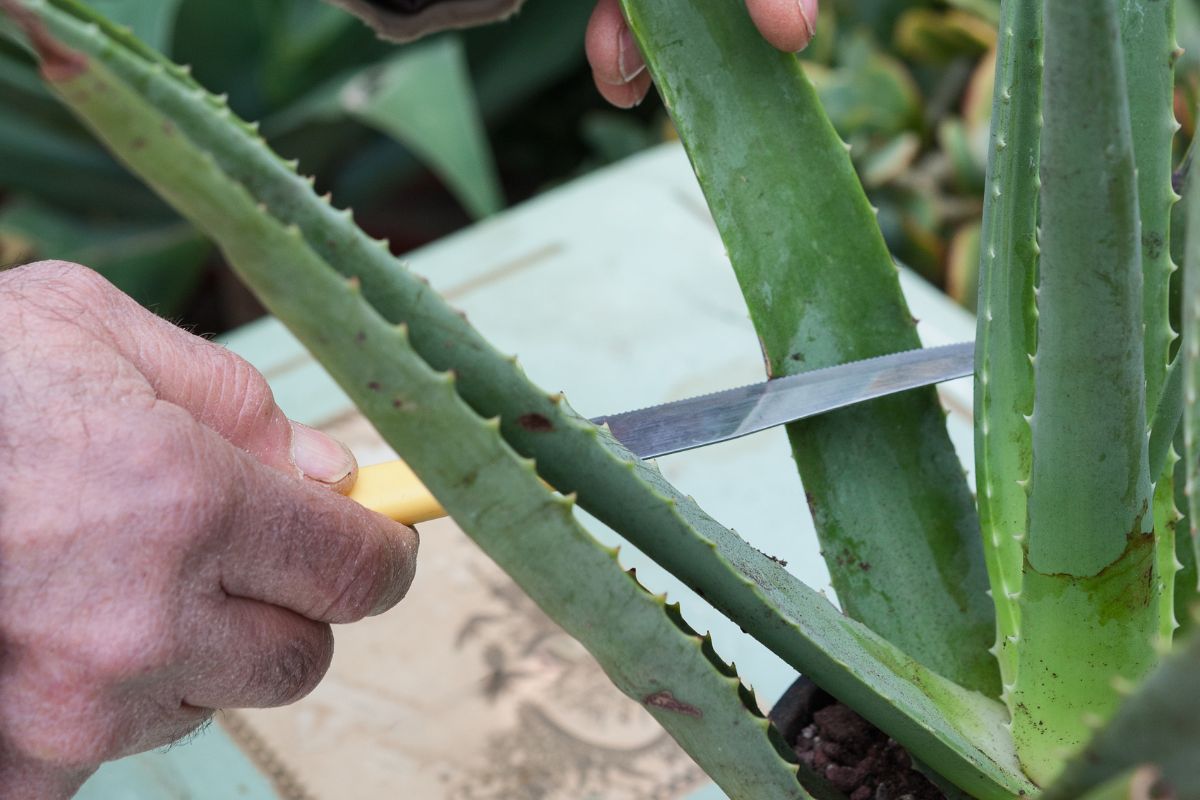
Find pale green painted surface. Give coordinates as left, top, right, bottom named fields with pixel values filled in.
left=77, top=721, right=278, bottom=800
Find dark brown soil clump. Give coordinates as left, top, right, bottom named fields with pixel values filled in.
left=792, top=701, right=945, bottom=800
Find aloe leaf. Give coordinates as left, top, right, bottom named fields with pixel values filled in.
left=5, top=22, right=812, bottom=800
left=1016, top=0, right=1158, bottom=783
left=974, top=0, right=1041, bottom=700
left=271, top=37, right=502, bottom=219
left=1186, top=94, right=1200, bottom=638
left=336, top=38, right=501, bottom=219
left=9, top=4, right=1038, bottom=796
left=1120, top=0, right=1178, bottom=419
left=1149, top=357, right=1183, bottom=481
left=620, top=0, right=998, bottom=699
left=1040, top=619, right=1200, bottom=800
left=1120, top=0, right=1183, bottom=647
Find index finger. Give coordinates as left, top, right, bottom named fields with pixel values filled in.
left=187, top=412, right=420, bottom=624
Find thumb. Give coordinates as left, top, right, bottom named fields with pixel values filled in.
left=287, top=421, right=358, bottom=492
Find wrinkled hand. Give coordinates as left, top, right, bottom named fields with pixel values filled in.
left=0, top=262, right=419, bottom=798
left=586, top=0, right=819, bottom=108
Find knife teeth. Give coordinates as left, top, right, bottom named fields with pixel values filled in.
left=591, top=342, right=974, bottom=460
left=592, top=342, right=973, bottom=425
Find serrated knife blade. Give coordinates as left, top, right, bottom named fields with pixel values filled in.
left=350, top=342, right=974, bottom=524
left=593, top=342, right=974, bottom=459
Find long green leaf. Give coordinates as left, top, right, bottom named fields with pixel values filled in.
left=1119, top=0, right=1182, bottom=648
left=1120, top=0, right=1178, bottom=419
left=1185, top=83, right=1200, bottom=644
left=11, top=3, right=1036, bottom=795
left=274, top=37, right=503, bottom=219
left=1016, top=0, right=1158, bottom=783
left=974, top=0, right=1041, bottom=698
left=621, top=0, right=998, bottom=700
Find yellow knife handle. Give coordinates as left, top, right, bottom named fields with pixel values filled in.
left=349, top=460, right=446, bottom=525
left=349, top=460, right=556, bottom=525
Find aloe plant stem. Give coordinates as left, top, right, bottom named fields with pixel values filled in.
left=1015, top=0, right=1159, bottom=783
left=973, top=0, right=1041, bottom=700
left=620, top=0, right=998, bottom=699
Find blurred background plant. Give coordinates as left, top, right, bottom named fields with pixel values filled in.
left=0, top=0, right=649, bottom=327
left=3, top=0, right=1200, bottom=328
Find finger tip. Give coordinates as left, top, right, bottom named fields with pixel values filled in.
left=746, top=0, right=817, bottom=52
left=593, top=74, right=641, bottom=109
left=368, top=523, right=419, bottom=617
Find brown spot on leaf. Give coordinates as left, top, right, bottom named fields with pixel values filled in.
left=643, top=691, right=702, bottom=718
left=517, top=413, right=553, bottom=432
left=0, top=0, right=87, bottom=81
left=367, top=381, right=382, bottom=392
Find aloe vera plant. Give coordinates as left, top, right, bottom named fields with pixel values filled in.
left=4, top=0, right=1200, bottom=796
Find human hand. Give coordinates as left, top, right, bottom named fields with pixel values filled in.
left=0, top=262, right=419, bottom=798
left=586, top=0, right=819, bottom=108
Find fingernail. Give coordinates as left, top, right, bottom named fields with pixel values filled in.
left=618, top=27, right=646, bottom=83
left=796, top=0, right=817, bottom=51
left=290, top=422, right=354, bottom=485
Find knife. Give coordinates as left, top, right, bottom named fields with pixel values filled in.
left=349, top=342, right=974, bottom=524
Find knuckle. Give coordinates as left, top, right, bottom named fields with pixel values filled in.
left=257, top=626, right=333, bottom=707
left=222, top=352, right=285, bottom=441
left=316, top=532, right=380, bottom=623
left=225, top=352, right=277, bottom=418
left=4, top=260, right=120, bottom=316
left=317, top=526, right=417, bottom=623
left=189, top=347, right=290, bottom=461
